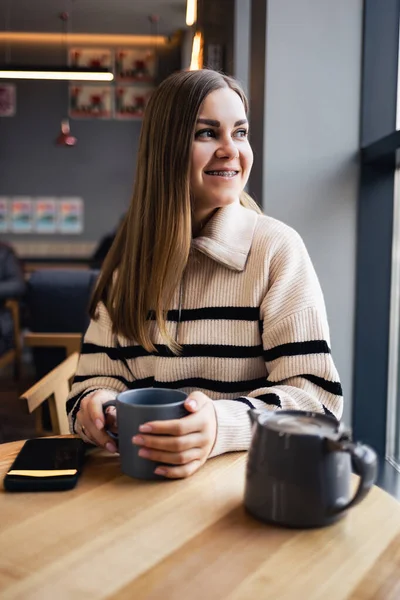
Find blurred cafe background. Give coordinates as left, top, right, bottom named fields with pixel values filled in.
left=1, top=0, right=400, bottom=497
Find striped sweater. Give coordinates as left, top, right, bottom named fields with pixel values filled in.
left=66, top=201, right=343, bottom=457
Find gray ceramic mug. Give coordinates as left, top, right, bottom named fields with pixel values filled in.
left=103, top=388, right=188, bottom=480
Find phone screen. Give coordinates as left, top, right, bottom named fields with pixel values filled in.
left=4, top=437, right=87, bottom=492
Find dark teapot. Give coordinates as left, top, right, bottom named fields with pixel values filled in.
left=244, top=410, right=378, bottom=528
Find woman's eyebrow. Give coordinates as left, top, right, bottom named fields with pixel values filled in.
left=197, top=118, right=220, bottom=127
left=196, top=118, right=248, bottom=127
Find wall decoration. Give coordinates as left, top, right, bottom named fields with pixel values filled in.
left=34, top=198, right=57, bottom=233
left=115, top=48, right=155, bottom=83
left=115, top=84, right=153, bottom=119
left=69, top=47, right=113, bottom=71
left=69, top=84, right=113, bottom=119
left=10, top=197, right=33, bottom=233
left=0, top=84, right=16, bottom=117
left=0, top=197, right=9, bottom=232
left=58, top=197, right=84, bottom=234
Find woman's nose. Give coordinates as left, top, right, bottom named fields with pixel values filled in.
left=215, top=140, right=238, bottom=159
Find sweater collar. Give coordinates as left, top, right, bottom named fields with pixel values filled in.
left=191, top=202, right=258, bottom=271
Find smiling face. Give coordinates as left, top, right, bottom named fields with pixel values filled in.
left=190, top=87, right=253, bottom=230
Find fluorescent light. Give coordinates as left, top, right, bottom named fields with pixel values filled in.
left=189, top=32, right=203, bottom=71
left=0, top=66, right=114, bottom=82
left=0, top=32, right=167, bottom=46
left=186, top=0, right=197, bottom=26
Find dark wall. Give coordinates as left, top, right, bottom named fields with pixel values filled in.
left=198, top=0, right=235, bottom=74
left=0, top=40, right=181, bottom=246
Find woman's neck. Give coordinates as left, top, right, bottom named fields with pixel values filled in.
left=192, top=208, right=218, bottom=237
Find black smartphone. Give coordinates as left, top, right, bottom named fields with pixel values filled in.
left=3, top=437, right=87, bottom=492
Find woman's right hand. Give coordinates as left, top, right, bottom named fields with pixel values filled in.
left=75, top=390, right=118, bottom=453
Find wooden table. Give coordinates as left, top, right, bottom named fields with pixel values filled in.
left=1, top=439, right=400, bottom=599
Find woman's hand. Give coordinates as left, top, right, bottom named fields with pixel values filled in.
left=75, top=390, right=118, bottom=454
left=132, top=391, right=217, bottom=479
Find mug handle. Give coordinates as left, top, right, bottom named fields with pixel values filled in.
left=326, top=439, right=378, bottom=515
left=102, top=400, right=119, bottom=445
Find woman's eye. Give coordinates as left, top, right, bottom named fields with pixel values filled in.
left=235, top=129, right=248, bottom=138
left=195, top=128, right=215, bottom=139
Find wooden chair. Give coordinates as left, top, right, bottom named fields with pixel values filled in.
left=0, top=299, right=22, bottom=377
left=20, top=352, right=79, bottom=436
left=24, top=332, right=82, bottom=358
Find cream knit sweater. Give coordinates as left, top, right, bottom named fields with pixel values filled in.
left=66, top=202, right=343, bottom=457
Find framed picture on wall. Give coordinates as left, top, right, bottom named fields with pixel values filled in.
left=58, top=197, right=84, bottom=234
left=69, top=84, right=113, bottom=119
left=10, top=197, right=33, bottom=233
left=115, top=84, right=153, bottom=119
left=0, top=84, right=16, bottom=117
left=69, top=47, right=113, bottom=71
left=115, top=48, right=156, bottom=83
left=34, top=198, right=57, bottom=234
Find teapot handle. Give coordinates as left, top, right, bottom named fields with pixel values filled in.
left=248, top=409, right=262, bottom=427
left=326, top=439, right=378, bottom=515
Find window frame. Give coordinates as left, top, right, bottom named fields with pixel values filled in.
left=353, top=0, right=400, bottom=458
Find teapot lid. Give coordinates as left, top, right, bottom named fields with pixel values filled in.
left=258, top=410, right=347, bottom=440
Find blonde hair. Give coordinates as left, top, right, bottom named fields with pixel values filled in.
left=90, top=69, right=262, bottom=353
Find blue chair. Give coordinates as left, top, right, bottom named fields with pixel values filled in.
left=0, top=299, right=22, bottom=377
left=24, top=269, right=99, bottom=379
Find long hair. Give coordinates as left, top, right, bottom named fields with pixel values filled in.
left=90, top=69, right=262, bottom=353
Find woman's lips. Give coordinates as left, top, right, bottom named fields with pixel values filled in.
left=204, top=170, right=239, bottom=178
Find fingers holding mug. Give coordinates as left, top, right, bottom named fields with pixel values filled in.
left=77, top=390, right=118, bottom=453
left=75, top=418, right=94, bottom=444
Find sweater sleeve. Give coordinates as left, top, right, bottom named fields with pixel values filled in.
left=209, top=227, right=343, bottom=458
left=66, top=302, right=131, bottom=433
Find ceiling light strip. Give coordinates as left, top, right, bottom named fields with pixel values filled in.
left=0, top=32, right=167, bottom=46
left=0, top=69, right=114, bottom=81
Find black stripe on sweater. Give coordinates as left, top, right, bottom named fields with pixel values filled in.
left=249, top=393, right=281, bottom=407
left=235, top=397, right=256, bottom=409
left=67, top=388, right=103, bottom=426
left=264, top=340, right=331, bottom=362
left=71, top=374, right=266, bottom=394
left=71, top=399, right=81, bottom=427
left=148, top=306, right=260, bottom=322
left=73, top=374, right=133, bottom=388
left=66, top=392, right=83, bottom=415
left=302, top=374, right=343, bottom=397
left=263, top=374, right=342, bottom=397
left=81, top=343, right=121, bottom=359
left=322, top=405, right=338, bottom=420
left=129, top=376, right=268, bottom=395
left=66, top=387, right=103, bottom=415
left=81, top=342, right=264, bottom=360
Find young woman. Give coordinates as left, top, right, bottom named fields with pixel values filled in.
left=66, top=69, right=343, bottom=479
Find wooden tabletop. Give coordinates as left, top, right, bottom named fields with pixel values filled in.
left=1, top=439, right=400, bottom=599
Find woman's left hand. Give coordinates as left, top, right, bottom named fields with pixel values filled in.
left=131, top=391, right=217, bottom=479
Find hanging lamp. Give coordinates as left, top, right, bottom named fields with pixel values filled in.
left=56, top=118, right=77, bottom=146
left=55, top=11, right=78, bottom=146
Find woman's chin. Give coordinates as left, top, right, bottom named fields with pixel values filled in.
left=210, top=195, right=240, bottom=209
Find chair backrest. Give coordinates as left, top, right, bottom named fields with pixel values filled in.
left=27, top=269, right=98, bottom=377
left=28, top=268, right=99, bottom=333
left=0, top=299, right=21, bottom=376
left=20, top=352, right=79, bottom=435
